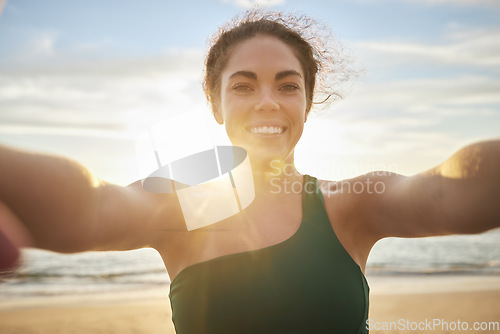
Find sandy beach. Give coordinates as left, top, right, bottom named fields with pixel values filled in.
left=0, top=295, right=177, bottom=334
left=0, top=275, right=499, bottom=334
left=368, top=275, right=500, bottom=334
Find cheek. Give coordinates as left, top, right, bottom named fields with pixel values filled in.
left=295, top=123, right=305, bottom=138
left=221, top=106, right=244, bottom=137
left=287, top=97, right=307, bottom=122
left=221, top=96, right=247, bottom=122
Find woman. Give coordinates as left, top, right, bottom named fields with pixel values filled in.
left=1, top=10, right=499, bottom=334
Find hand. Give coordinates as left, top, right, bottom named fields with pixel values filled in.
left=0, top=200, right=33, bottom=273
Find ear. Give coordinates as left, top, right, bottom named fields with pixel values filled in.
left=213, top=109, right=224, bottom=125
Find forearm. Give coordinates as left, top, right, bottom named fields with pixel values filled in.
left=0, top=144, right=103, bottom=252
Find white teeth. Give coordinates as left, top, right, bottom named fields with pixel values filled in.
left=250, top=126, right=284, bottom=134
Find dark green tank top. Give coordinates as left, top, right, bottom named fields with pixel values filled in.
left=169, top=175, right=369, bottom=334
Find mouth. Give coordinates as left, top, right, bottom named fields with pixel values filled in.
left=246, top=125, right=286, bottom=135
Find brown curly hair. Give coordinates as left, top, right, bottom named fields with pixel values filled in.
left=203, top=10, right=353, bottom=116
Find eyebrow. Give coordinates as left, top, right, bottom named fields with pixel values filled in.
left=275, top=70, right=302, bottom=81
left=229, top=70, right=257, bottom=80
left=229, top=70, right=302, bottom=81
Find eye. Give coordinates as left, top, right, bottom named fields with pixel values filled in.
left=232, top=83, right=253, bottom=93
left=280, top=83, right=300, bottom=93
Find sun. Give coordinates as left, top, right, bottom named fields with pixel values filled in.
left=134, top=110, right=232, bottom=182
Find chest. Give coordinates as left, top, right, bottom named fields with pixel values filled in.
left=161, top=193, right=303, bottom=280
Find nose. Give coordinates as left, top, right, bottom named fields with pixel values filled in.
left=254, top=88, right=279, bottom=112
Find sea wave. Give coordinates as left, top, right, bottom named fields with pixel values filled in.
left=1, top=229, right=499, bottom=300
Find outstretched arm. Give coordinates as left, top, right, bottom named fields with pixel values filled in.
left=0, top=145, right=181, bottom=253
left=365, top=139, right=500, bottom=239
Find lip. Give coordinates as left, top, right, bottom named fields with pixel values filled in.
left=245, top=123, right=287, bottom=130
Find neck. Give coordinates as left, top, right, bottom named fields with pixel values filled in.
left=249, top=156, right=303, bottom=198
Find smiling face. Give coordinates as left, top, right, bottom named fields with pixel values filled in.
left=215, top=34, right=308, bottom=167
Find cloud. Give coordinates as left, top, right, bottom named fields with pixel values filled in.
left=329, top=75, right=500, bottom=147
left=341, top=76, right=500, bottom=115
left=358, top=0, right=500, bottom=8
left=297, top=73, right=500, bottom=177
left=0, top=49, right=208, bottom=137
left=352, top=27, right=500, bottom=68
left=0, top=48, right=214, bottom=184
left=404, top=0, right=500, bottom=8
left=221, top=0, right=285, bottom=9
left=317, top=21, right=500, bottom=177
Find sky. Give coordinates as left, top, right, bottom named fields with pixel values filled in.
left=0, top=0, right=499, bottom=185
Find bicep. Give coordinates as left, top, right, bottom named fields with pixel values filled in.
left=370, top=168, right=499, bottom=240
left=370, top=172, right=449, bottom=239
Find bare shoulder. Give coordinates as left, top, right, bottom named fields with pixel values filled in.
left=317, top=172, right=415, bottom=240
left=317, top=172, right=401, bottom=223
left=316, top=176, right=391, bottom=270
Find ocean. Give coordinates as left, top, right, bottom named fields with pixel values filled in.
left=1, top=228, right=499, bottom=303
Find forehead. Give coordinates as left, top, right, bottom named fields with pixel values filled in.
left=222, top=35, right=303, bottom=79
